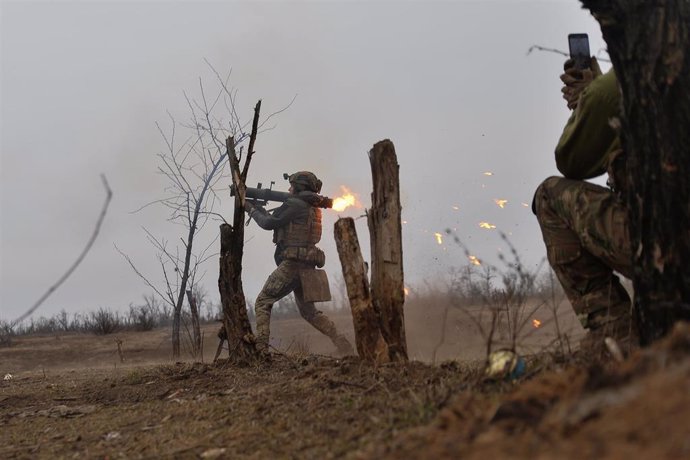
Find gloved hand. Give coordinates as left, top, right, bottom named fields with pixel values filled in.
left=244, top=200, right=265, bottom=218
left=560, top=56, right=602, bottom=110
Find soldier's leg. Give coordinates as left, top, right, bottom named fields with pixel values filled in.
left=534, top=176, right=635, bottom=345
left=294, top=286, right=353, bottom=355
left=254, top=261, right=301, bottom=352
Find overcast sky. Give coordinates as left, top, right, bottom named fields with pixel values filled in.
left=0, top=0, right=610, bottom=322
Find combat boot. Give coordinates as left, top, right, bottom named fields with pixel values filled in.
left=581, top=308, right=639, bottom=357
left=251, top=340, right=271, bottom=363
left=333, top=334, right=354, bottom=356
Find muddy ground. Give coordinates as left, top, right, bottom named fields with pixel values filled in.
left=2, top=302, right=688, bottom=459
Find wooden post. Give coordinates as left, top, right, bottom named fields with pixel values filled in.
left=368, top=139, right=408, bottom=362
left=334, top=218, right=389, bottom=362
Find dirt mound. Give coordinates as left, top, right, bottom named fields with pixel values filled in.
left=2, top=320, right=688, bottom=458
left=1, top=353, right=480, bottom=459
left=364, top=322, right=690, bottom=459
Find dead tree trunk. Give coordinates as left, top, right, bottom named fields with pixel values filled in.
left=185, top=289, right=202, bottom=357
left=218, top=223, right=255, bottom=362
left=367, top=139, right=408, bottom=362
left=334, top=218, right=389, bottom=362
left=582, top=0, right=690, bottom=344
left=217, top=100, right=262, bottom=362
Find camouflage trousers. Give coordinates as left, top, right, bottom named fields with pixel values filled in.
left=534, top=177, right=635, bottom=339
left=254, top=260, right=346, bottom=353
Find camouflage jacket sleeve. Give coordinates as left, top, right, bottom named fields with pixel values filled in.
left=250, top=198, right=307, bottom=230
left=555, top=69, right=622, bottom=180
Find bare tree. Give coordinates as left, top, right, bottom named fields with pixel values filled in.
left=119, top=67, right=254, bottom=357
left=120, top=65, right=293, bottom=358
left=581, top=0, right=690, bottom=343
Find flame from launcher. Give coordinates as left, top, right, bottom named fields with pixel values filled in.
left=494, top=199, right=508, bottom=208
left=404, top=287, right=410, bottom=296
left=532, top=319, right=542, bottom=328
left=479, top=222, right=497, bottom=229
left=331, top=186, right=359, bottom=212
left=483, top=172, right=494, bottom=176
left=468, top=255, right=481, bottom=266
left=434, top=232, right=443, bottom=245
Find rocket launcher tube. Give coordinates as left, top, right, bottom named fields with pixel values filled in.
left=230, top=184, right=333, bottom=209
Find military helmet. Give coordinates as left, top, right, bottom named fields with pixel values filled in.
left=288, top=171, right=322, bottom=193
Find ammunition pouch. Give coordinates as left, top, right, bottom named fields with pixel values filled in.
left=299, top=269, right=332, bottom=303
left=281, top=246, right=326, bottom=268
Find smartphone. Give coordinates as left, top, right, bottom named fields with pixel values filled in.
left=568, top=33, right=590, bottom=70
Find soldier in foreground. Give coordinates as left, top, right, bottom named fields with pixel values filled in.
left=245, top=171, right=354, bottom=357
left=532, top=55, right=638, bottom=352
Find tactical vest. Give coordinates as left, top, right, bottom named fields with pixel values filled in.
left=274, top=201, right=325, bottom=267
left=274, top=206, right=322, bottom=247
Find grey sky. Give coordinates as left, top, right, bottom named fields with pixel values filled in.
left=1, top=0, right=609, bottom=321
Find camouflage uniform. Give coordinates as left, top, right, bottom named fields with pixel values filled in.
left=533, top=69, right=637, bottom=345
left=248, top=172, right=353, bottom=355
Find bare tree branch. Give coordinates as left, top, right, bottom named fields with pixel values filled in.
left=115, top=244, right=175, bottom=308
left=257, top=94, right=297, bottom=131
left=241, top=100, right=262, bottom=182
left=526, top=44, right=570, bottom=57
left=527, top=44, right=611, bottom=62
left=11, top=175, right=113, bottom=326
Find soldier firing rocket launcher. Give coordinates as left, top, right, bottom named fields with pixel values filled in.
left=230, top=173, right=334, bottom=209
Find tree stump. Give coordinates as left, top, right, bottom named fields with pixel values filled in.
left=334, top=218, right=389, bottom=362
left=218, top=223, right=256, bottom=363
left=368, top=139, right=408, bottom=362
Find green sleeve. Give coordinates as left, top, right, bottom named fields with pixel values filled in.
left=555, top=69, right=622, bottom=180
left=251, top=199, right=306, bottom=230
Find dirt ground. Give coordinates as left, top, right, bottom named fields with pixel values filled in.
left=2, top=302, right=687, bottom=459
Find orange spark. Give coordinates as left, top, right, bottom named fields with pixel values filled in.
left=521, top=202, right=530, bottom=208
left=404, top=287, right=410, bottom=296
left=479, top=222, right=497, bottom=229
left=494, top=199, right=508, bottom=208
left=468, top=255, right=481, bottom=266
left=532, top=319, right=542, bottom=328
left=434, top=232, right=443, bottom=245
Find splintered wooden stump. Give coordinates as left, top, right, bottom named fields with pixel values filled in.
left=334, top=218, right=389, bottom=362
left=218, top=223, right=256, bottom=362
left=368, top=139, right=408, bottom=362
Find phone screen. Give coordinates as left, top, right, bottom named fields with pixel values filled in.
left=568, top=33, right=590, bottom=69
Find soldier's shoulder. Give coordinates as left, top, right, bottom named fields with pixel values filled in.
left=285, top=196, right=309, bottom=208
